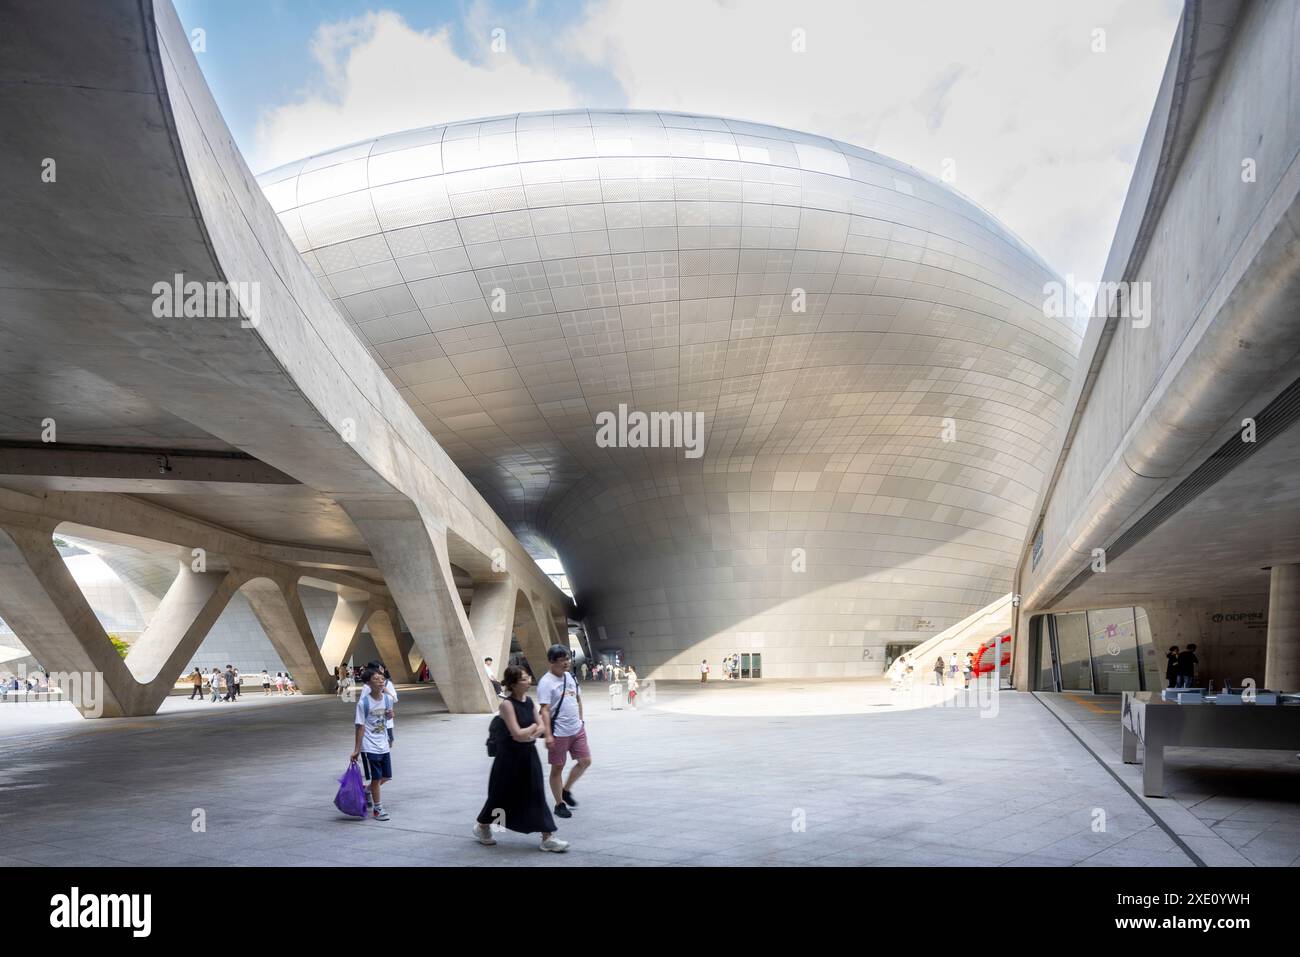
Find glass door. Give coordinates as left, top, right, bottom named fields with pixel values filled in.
left=1086, top=607, right=1141, bottom=693
left=1053, top=612, right=1093, bottom=691
left=740, top=653, right=751, bottom=678
left=751, top=653, right=761, bottom=678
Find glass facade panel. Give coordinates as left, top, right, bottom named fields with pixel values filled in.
left=1055, top=612, right=1092, bottom=691
left=1086, top=607, right=1141, bottom=693
left=1134, top=607, right=1161, bottom=690
left=1035, top=617, right=1055, bottom=691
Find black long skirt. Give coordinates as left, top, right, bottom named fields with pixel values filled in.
left=477, top=739, right=556, bottom=835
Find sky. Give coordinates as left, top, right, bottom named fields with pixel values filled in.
left=173, top=0, right=1183, bottom=286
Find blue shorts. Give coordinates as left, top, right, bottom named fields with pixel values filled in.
left=361, top=752, right=392, bottom=781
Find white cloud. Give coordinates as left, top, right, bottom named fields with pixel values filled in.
left=252, top=10, right=579, bottom=172
left=567, top=0, right=1182, bottom=282
left=252, top=0, right=1181, bottom=283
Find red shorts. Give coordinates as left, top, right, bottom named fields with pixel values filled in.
left=547, top=727, right=591, bottom=767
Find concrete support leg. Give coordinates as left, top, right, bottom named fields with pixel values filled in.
left=344, top=506, right=493, bottom=712
left=241, top=577, right=333, bottom=695
left=0, top=522, right=241, bottom=716
left=318, top=595, right=370, bottom=675
left=513, top=590, right=553, bottom=674
left=466, top=578, right=516, bottom=677
left=399, top=630, right=422, bottom=676
left=366, top=607, right=416, bottom=682
left=123, top=563, right=244, bottom=686
left=1265, top=564, right=1300, bottom=692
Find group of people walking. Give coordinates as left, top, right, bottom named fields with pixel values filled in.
left=188, top=666, right=298, bottom=702
left=347, top=645, right=593, bottom=854
left=887, top=651, right=975, bottom=691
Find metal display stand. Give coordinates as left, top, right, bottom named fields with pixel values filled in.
left=1121, top=691, right=1300, bottom=797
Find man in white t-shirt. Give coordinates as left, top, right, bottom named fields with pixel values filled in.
left=538, top=645, right=591, bottom=821
left=484, top=657, right=502, bottom=696
left=700, top=659, right=709, bottom=684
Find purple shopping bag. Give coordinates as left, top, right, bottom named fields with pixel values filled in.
left=334, top=759, right=368, bottom=818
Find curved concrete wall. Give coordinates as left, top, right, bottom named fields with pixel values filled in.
left=262, top=111, right=1081, bottom=678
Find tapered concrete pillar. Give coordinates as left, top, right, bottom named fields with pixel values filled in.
left=0, top=522, right=242, bottom=716
left=344, top=505, right=494, bottom=712
left=366, top=607, right=416, bottom=682
left=318, top=595, right=370, bottom=674
left=1265, top=564, right=1300, bottom=691
left=467, top=579, right=516, bottom=676
left=241, top=577, right=333, bottom=694
left=513, top=590, right=554, bottom=673
left=124, top=563, right=244, bottom=685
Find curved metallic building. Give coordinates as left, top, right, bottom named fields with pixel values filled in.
left=259, top=111, right=1081, bottom=679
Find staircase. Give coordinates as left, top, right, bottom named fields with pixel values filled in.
left=895, top=593, right=1014, bottom=675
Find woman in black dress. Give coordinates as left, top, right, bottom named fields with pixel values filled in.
left=473, top=666, right=570, bottom=852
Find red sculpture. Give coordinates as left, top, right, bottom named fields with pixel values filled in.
left=972, top=633, right=1011, bottom=675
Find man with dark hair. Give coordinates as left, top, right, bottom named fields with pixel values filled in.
left=1165, top=646, right=1180, bottom=689
left=537, top=644, right=592, bottom=820
left=1176, top=644, right=1199, bottom=688
left=485, top=657, right=502, bottom=696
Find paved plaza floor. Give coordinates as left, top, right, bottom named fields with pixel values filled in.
left=1, top=680, right=1296, bottom=866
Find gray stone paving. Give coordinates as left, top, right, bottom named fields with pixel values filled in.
left=0, top=684, right=1211, bottom=866
left=1036, top=692, right=1300, bottom=867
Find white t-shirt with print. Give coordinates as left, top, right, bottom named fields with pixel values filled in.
left=355, top=691, right=392, bottom=754
left=537, top=670, right=582, bottom=737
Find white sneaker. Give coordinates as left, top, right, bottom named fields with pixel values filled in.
left=372, top=804, right=389, bottom=821
left=539, top=837, right=569, bottom=853
left=473, top=825, right=497, bottom=845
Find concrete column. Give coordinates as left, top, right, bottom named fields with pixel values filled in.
left=241, top=577, right=333, bottom=694
left=366, top=607, right=416, bottom=682
left=0, top=522, right=241, bottom=716
left=466, top=578, right=516, bottom=675
left=513, top=591, right=553, bottom=674
left=1265, top=564, right=1300, bottom=691
left=318, top=595, right=370, bottom=673
left=344, top=506, right=494, bottom=713
left=123, top=563, right=244, bottom=685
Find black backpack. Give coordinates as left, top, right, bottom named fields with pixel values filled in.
left=485, top=713, right=506, bottom=756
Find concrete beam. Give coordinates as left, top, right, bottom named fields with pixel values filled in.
left=0, top=443, right=298, bottom=492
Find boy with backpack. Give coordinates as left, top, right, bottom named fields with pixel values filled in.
left=351, top=667, right=395, bottom=821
